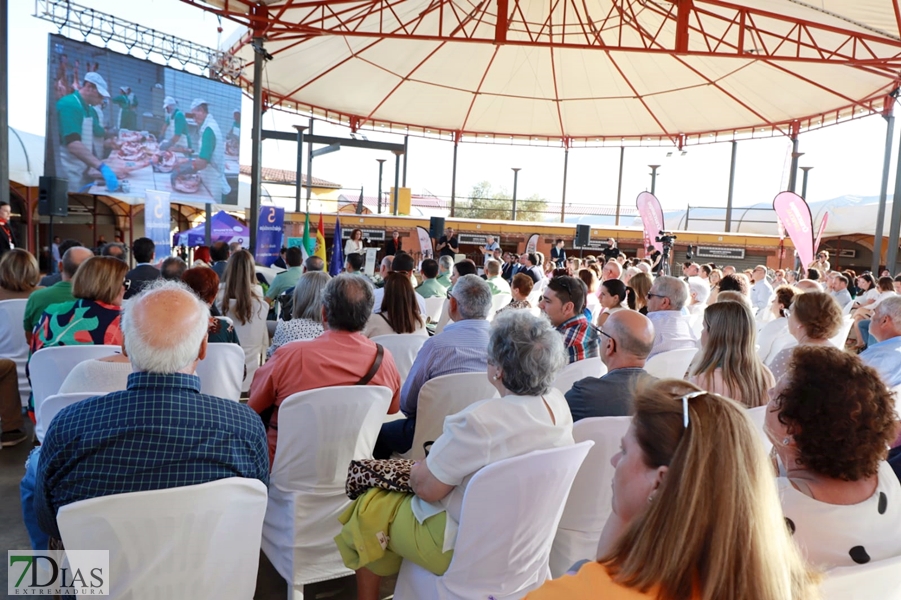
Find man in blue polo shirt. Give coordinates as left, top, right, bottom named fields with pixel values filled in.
left=860, top=296, right=901, bottom=388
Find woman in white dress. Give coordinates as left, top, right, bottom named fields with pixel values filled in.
left=344, top=228, right=365, bottom=256
left=757, top=285, right=802, bottom=365
left=268, top=271, right=330, bottom=357
left=766, top=345, right=901, bottom=569
left=597, top=278, right=628, bottom=326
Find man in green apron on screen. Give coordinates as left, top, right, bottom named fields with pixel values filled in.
left=56, top=72, right=123, bottom=192
left=112, top=85, right=138, bottom=131
left=171, top=98, right=231, bottom=201
left=159, top=96, right=192, bottom=152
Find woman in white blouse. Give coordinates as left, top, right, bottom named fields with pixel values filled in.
left=337, top=310, right=574, bottom=600
left=757, top=285, right=801, bottom=365
left=344, top=228, right=365, bottom=256
left=268, top=271, right=329, bottom=357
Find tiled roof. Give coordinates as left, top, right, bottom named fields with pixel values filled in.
left=239, top=165, right=341, bottom=188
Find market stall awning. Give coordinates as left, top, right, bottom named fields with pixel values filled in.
left=188, top=0, right=901, bottom=146
left=173, top=210, right=250, bottom=246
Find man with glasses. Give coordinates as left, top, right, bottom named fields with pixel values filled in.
left=749, top=265, right=773, bottom=315
left=539, top=275, right=599, bottom=364
left=645, top=275, right=698, bottom=359
left=565, top=311, right=657, bottom=420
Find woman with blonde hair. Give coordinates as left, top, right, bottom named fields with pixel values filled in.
left=218, top=249, right=269, bottom=389
left=527, top=379, right=818, bottom=600
left=626, top=272, right=652, bottom=315
left=767, top=291, right=843, bottom=382
left=707, top=268, right=723, bottom=304
left=689, top=301, right=775, bottom=407
left=0, top=249, right=41, bottom=300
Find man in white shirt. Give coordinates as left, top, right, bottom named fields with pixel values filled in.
left=645, top=275, right=698, bottom=358
left=372, top=252, right=427, bottom=315
left=686, top=277, right=710, bottom=316
left=750, top=265, right=774, bottom=314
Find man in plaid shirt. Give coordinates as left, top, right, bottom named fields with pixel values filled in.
left=539, top=275, right=599, bottom=364
left=31, top=281, right=268, bottom=542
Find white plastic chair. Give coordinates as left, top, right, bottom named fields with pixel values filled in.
left=29, top=345, right=120, bottom=421
left=0, top=299, right=30, bottom=407
left=394, top=442, right=594, bottom=600
left=424, top=296, right=445, bottom=324
left=57, top=478, right=267, bottom=600
left=434, top=299, right=453, bottom=335
left=549, top=416, right=631, bottom=577
left=551, top=357, right=607, bottom=395
left=820, top=554, right=901, bottom=600
left=491, top=293, right=513, bottom=313
left=401, top=372, right=499, bottom=461
left=223, top=297, right=270, bottom=392
left=745, top=405, right=772, bottom=454
left=644, top=348, right=698, bottom=379
left=371, top=334, right=427, bottom=385
left=262, top=385, right=392, bottom=598
left=688, top=311, right=705, bottom=338
left=195, top=343, right=245, bottom=401
left=829, top=315, right=854, bottom=349
left=36, top=392, right=98, bottom=443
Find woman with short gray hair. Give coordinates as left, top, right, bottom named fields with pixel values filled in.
left=267, top=271, right=330, bottom=357
left=337, top=309, right=574, bottom=599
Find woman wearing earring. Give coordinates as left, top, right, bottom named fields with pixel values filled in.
left=345, top=228, right=365, bottom=256
left=766, top=292, right=842, bottom=382
left=766, top=346, right=901, bottom=569
left=527, top=379, right=817, bottom=600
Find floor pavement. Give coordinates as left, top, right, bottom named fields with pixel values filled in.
left=0, top=421, right=395, bottom=600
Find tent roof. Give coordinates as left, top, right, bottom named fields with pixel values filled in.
left=191, top=0, right=901, bottom=146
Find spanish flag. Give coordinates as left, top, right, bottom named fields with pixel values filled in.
left=314, top=213, right=328, bottom=270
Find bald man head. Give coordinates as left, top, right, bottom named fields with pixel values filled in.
left=61, top=246, right=94, bottom=281
left=122, top=280, right=210, bottom=374
left=601, top=309, right=655, bottom=370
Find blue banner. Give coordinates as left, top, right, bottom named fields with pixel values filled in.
left=144, top=190, right=171, bottom=259
left=254, top=206, right=285, bottom=267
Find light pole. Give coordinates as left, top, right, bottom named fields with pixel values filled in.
left=800, top=166, right=814, bottom=199
left=788, top=152, right=805, bottom=192
left=511, top=168, right=521, bottom=220
left=376, top=159, right=386, bottom=214
left=648, top=165, right=661, bottom=195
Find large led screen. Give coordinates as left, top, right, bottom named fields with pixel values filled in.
left=45, top=34, right=242, bottom=205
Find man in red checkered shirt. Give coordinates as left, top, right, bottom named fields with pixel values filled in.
left=539, top=275, right=599, bottom=364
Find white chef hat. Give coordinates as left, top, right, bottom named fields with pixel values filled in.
left=163, top=96, right=176, bottom=108
left=83, top=72, right=109, bottom=97
left=190, top=98, right=209, bottom=111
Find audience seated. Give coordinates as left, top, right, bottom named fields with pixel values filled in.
left=124, top=237, right=161, bottom=299
left=757, top=285, right=802, bottom=365
left=768, top=346, right=901, bottom=569
left=528, top=379, right=817, bottom=600
left=685, top=276, right=709, bottom=316
left=38, top=239, right=82, bottom=287
left=577, top=268, right=601, bottom=323
left=160, top=256, right=187, bottom=281
left=497, top=272, right=533, bottom=314
left=266, top=246, right=304, bottom=304
left=373, top=253, right=426, bottom=315
left=688, top=301, right=774, bottom=407
left=416, top=258, right=447, bottom=298
left=750, top=265, right=774, bottom=315
left=626, top=272, right=652, bottom=315
left=181, top=267, right=240, bottom=344
left=0, top=358, right=25, bottom=446
left=540, top=276, right=599, bottom=364
left=601, top=260, right=622, bottom=282
left=448, top=259, right=477, bottom=293
left=343, top=252, right=366, bottom=276
left=338, top=310, right=574, bottom=600
left=249, top=274, right=401, bottom=465
left=767, top=292, right=842, bottom=381
left=100, top=241, right=127, bottom=261
left=24, top=246, right=93, bottom=342
left=267, top=271, right=329, bottom=358
left=373, top=274, right=492, bottom=458
left=218, top=250, right=268, bottom=378
left=210, top=240, right=230, bottom=278
left=717, top=273, right=749, bottom=297
left=715, top=289, right=754, bottom=311
left=59, top=353, right=132, bottom=394
left=859, top=296, right=901, bottom=387
left=0, top=249, right=41, bottom=301
left=364, top=270, right=427, bottom=338
left=484, top=259, right=512, bottom=296
left=436, top=255, right=454, bottom=288
left=520, top=253, right=542, bottom=283
left=830, top=273, right=853, bottom=307
left=28, top=280, right=269, bottom=544
left=795, top=279, right=823, bottom=293
left=645, top=275, right=698, bottom=358
left=565, top=310, right=656, bottom=420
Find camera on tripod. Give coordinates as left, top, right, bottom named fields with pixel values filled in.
left=655, top=231, right=677, bottom=246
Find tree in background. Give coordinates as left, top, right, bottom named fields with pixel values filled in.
left=456, top=181, right=548, bottom=222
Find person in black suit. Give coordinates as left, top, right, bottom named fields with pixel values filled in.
left=550, top=239, right=566, bottom=267
left=384, top=231, right=402, bottom=257
left=0, top=202, right=16, bottom=258
left=502, top=252, right=519, bottom=282
left=124, top=238, right=161, bottom=300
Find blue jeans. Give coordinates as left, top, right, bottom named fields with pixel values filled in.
left=373, top=417, right=417, bottom=459
left=20, top=447, right=48, bottom=550
left=860, top=319, right=877, bottom=349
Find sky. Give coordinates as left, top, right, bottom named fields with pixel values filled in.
left=10, top=0, right=901, bottom=213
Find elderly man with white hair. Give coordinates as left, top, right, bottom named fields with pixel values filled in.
left=645, top=275, right=699, bottom=358
left=686, top=276, right=710, bottom=316
left=31, top=280, right=269, bottom=543
left=859, top=296, right=901, bottom=388
left=373, top=274, right=493, bottom=458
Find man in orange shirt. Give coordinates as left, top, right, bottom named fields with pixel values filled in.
left=249, top=274, right=402, bottom=464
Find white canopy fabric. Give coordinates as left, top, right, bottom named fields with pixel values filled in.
left=198, top=0, right=901, bottom=145
left=9, top=127, right=44, bottom=188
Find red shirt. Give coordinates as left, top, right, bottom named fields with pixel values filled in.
left=248, top=329, right=401, bottom=464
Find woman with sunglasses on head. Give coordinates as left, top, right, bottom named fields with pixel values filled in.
left=527, top=379, right=818, bottom=600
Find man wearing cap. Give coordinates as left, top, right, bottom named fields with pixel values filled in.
left=171, top=99, right=231, bottom=200
left=55, top=72, right=124, bottom=192
left=159, top=97, right=192, bottom=152
left=111, top=85, right=138, bottom=131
